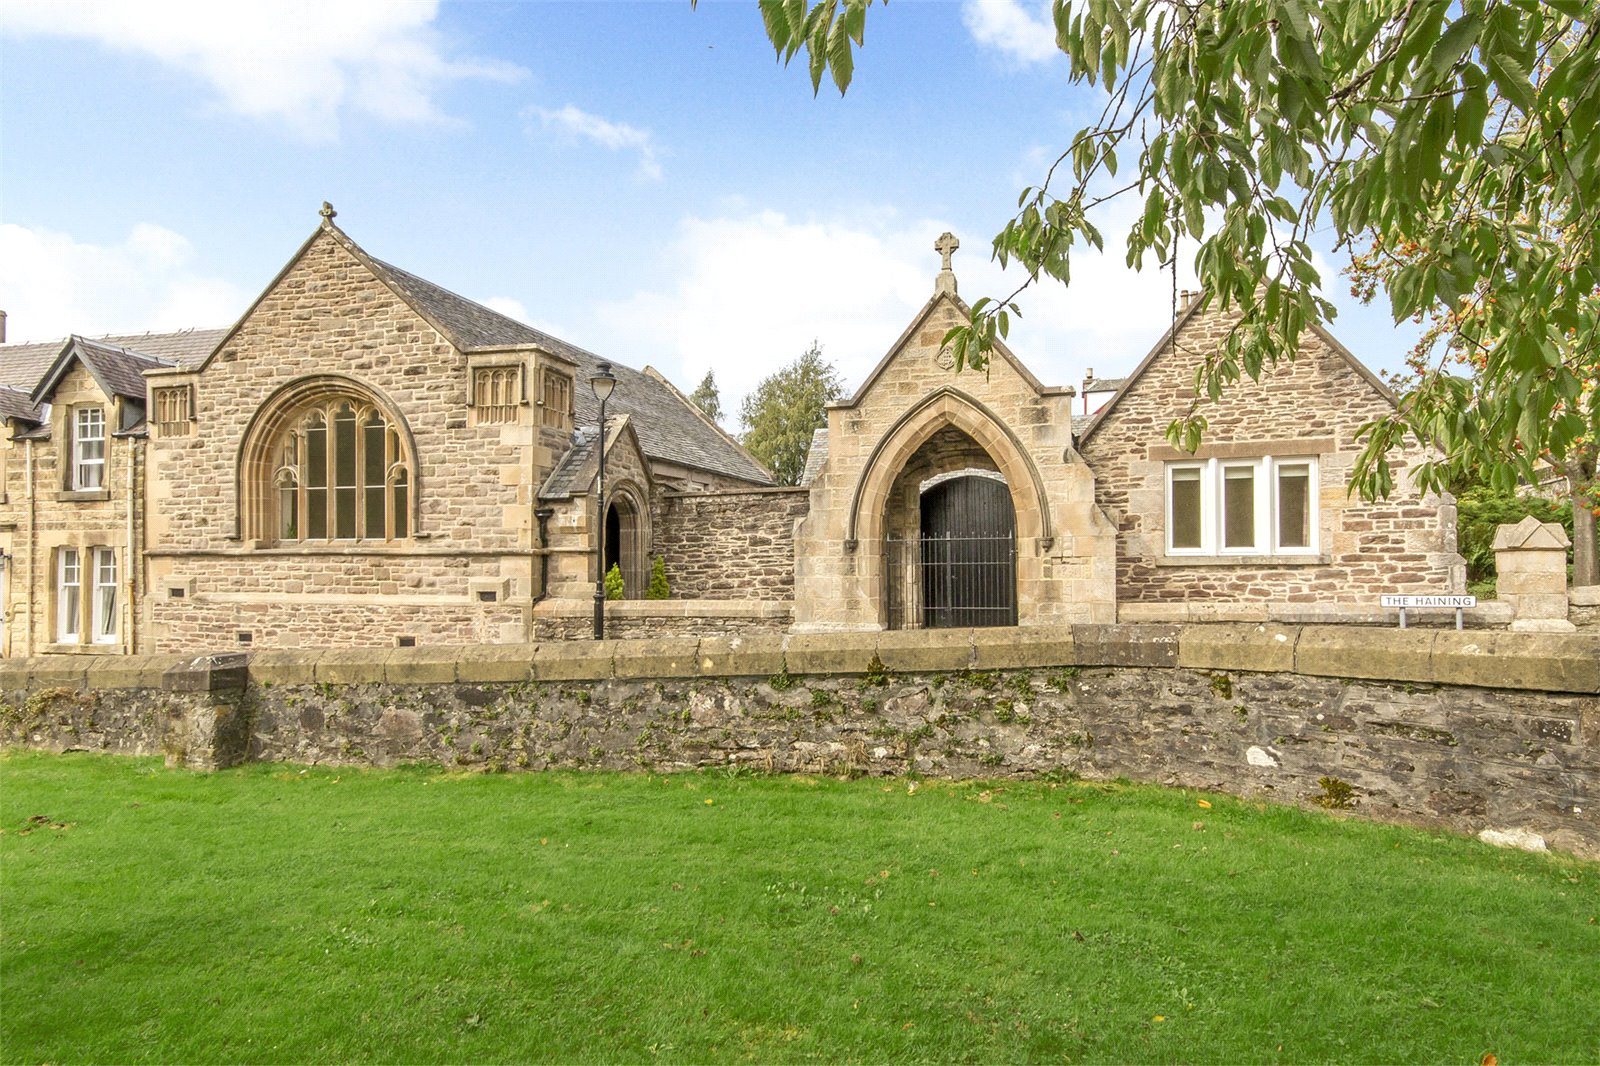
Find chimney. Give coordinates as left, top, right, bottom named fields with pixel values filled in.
left=0, top=310, right=7, bottom=344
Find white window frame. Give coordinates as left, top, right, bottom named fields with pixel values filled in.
left=57, top=548, right=81, bottom=644
left=1164, top=456, right=1319, bottom=558
left=73, top=407, right=106, bottom=489
left=92, top=547, right=118, bottom=644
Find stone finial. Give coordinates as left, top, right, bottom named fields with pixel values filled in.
left=934, top=231, right=959, bottom=295
left=320, top=201, right=337, bottom=223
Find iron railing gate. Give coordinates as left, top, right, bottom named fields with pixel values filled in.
left=885, top=474, right=1018, bottom=629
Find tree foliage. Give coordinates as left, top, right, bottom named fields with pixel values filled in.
left=750, top=0, right=1599, bottom=512
left=690, top=370, right=724, bottom=423
left=739, top=341, right=844, bottom=485
left=605, top=563, right=624, bottom=601
left=1454, top=485, right=1570, bottom=586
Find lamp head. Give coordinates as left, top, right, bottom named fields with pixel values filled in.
left=590, top=362, right=617, bottom=404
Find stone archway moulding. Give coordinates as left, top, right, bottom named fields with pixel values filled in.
left=233, top=373, right=421, bottom=541
left=844, top=386, right=1053, bottom=550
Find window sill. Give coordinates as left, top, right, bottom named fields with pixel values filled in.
left=1157, top=553, right=1330, bottom=567
left=57, top=488, right=112, bottom=502
left=43, top=642, right=123, bottom=655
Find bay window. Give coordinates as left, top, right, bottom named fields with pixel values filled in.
left=1166, top=457, right=1319, bottom=557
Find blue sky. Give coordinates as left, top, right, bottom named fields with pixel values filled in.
left=0, top=0, right=1422, bottom=422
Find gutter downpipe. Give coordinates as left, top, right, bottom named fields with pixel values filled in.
left=24, top=439, right=34, bottom=658
left=533, top=506, right=554, bottom=605
left=126, top=433, right=138, bottom=654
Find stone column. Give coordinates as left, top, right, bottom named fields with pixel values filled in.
left=1493, top=516, right=1574, bottom=632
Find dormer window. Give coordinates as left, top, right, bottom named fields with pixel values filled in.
left=72, top=407, right=106, bottom=489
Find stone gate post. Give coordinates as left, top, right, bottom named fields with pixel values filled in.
left=1493, top=516, right=1574, bottom=632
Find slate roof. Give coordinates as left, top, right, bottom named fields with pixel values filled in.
left=28, top=336, right=174, bottom=407
left=800, top=428, right=829, bottom=486
left=539, top=426, right=599, bottom=499
left=360, top=245, right=770, bottom=485
left=0, top=328, right=225, bottom=394
left=0, top=386, right=43, bottom=424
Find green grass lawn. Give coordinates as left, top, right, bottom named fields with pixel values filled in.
left=2, top=751, right=1595, bottom=1064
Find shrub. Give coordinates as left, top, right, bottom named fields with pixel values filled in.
left=646, top=557, right=670, bottom=600
left=1455, top=486, right=1571, bottom=583
left=605, top=564, right=624, bottom=601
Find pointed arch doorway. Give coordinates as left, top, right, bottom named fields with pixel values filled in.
left=918, top=472, right=1017, bottom=628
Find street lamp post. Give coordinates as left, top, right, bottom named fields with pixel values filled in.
left=590, top=362, right=616, bottom=640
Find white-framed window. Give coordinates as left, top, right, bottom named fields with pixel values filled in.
left=57, top=548, right=81, bottom=643
left=92, top=547, right=118, bottom=644
left=73, top=407, right=106, bottom=489
left=1166, top=456, right=1319, bottom=557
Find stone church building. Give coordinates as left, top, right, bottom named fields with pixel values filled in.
left=0, top=207, right=1462, bottom=655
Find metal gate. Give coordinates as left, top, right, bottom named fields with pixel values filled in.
left=885, top=475, right=1017, bottom=629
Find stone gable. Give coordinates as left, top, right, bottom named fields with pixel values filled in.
left=1078, top=300, right=1464, bottom=619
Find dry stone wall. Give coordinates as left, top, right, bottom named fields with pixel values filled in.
left=3, top=625, right=1595, bottom=858
left=654, top=487, right=808, bottom=599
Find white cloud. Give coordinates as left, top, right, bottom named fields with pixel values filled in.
left=483, top=296, right=532, bottom=324
left=528, top=105, right=663, bottom=181
left=585, top=208, right=1197, bottom=424
left=962, top=0, right=1060, bottom=65
left=0, top=222, right=247, bottom=341
left=0, top=0, right=524, bottom=141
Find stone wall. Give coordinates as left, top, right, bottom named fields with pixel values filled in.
left=145, top=224, right=554, bottom=651
left=4, top=625, right=1595, bottom=858
left=654, top=487, right=808, bottom=599
left=1079, top=301, right=1464, bottom=620
left=792, top=288, right=1117, bottom=631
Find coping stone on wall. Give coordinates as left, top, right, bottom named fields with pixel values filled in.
left=613, top=638, right=701, bottom=679
left=87, top=654, right=187, bottom=690
left=1177, top=623, right=1299, bottom=673
left=0, top=659, right=28, bottom=692
left=784, top=631, right=882, bottom=675
left=875, top=628, right=976, bottom=673
left=971, top=627, right=1075, bottom=670
left=1294, top=627, right=1437, bottom=685
left=1431, top=631, right=1600, bottom=694
left=163, top=653, right=250, bottom=693
left=533, top=640, right=613, bottom=681
left=249, top=649, right=325, bottom=686
left=26, top=657, right=91, bottom=690
left=1071, top=624, right=1181, bottom=667
left=314, top=648, right=387, bottom=685
left=455, top=643, right=537, bottom=684
left=697, top=634, right=786, bottom=677
left=385, top=644, right=463, bottom=685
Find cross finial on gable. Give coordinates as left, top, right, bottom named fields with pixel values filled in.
left=934, top=232, right=960, bottom=295
left=320, top=201, right=337, bottom=223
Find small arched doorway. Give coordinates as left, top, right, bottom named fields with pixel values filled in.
left=601, top=489, right=649, bottom=599
left=882, top=424, right=1019, bottom=629
left=919, top=473, right=1017, bottom=628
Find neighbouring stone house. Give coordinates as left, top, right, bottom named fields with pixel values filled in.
left=0, top=329, right=225, bottom=656
left=0, top=208, right=1463, bottom=654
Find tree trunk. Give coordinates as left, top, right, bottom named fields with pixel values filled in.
left=1567, top=452, right=1598, bottom=587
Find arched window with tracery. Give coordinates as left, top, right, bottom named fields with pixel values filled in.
left=239, top=378, right=416, bottom=543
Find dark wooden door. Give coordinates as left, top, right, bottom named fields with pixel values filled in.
left=919, top=476, right=1017, bottom=628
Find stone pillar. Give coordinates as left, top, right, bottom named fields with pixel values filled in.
left=1493, top=516, right=1574, bottom=632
